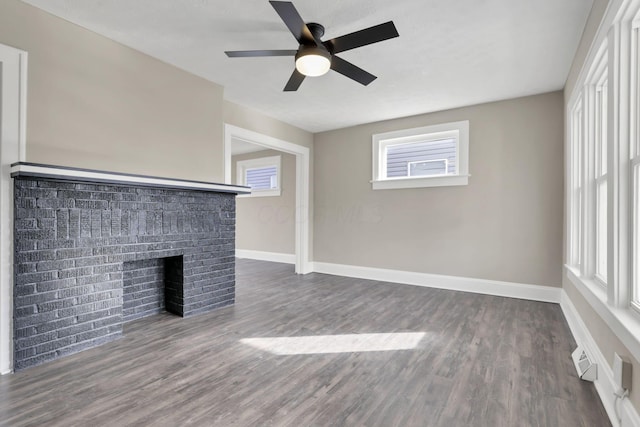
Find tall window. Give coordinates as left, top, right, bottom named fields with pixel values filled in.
left=568, top=50, right=609, bottom=287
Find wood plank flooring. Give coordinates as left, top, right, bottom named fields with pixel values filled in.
left=0, top=259, right=610, bottom=426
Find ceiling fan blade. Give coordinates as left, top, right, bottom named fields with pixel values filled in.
left=269, top=1, right=321, bottom=46
left=284, top=69, right=305, bottom=91
left=326, top=21, right=399, bottom=54
left=330, top=56, right=377, bottom=86
left=225, top=50, right=297, bottom=57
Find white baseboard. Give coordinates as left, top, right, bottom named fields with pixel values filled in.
left=311, top=262, right=561, bottom=303
left=235, top=249, right=296, bottom=265
left=560, top=290, right=640, bottom=427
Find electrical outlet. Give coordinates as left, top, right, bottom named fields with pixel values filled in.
left=613, top=352, right=632, bottom=392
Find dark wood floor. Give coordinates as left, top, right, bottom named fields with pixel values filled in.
left=0, top=259, right=609, bottom=426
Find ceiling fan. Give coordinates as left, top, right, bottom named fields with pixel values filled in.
left=225, top=1, right=399, bottom=91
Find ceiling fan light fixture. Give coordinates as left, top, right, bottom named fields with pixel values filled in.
left=295, top=47, right=331, bottom=77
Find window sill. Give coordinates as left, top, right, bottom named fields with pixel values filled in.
left=371, top=174, right=469, bottom=190
left=565, top=265, right=640, bottom=363
left=237, top=189, right=281, bottom=198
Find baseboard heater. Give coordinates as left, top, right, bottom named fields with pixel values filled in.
left=572, top=346, right=597, bottom=382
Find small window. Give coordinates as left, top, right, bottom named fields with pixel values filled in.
left=372, top=121, right=469, bottom=190
left=246, top=166, right=278, bottom=190
left=236, top=156, right=281, bottom=197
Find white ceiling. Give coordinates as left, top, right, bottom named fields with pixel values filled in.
left=21, top=0, right=593, bottom=133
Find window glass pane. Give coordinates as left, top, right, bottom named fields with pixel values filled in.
left=246, top=166, right=277, bottom=190
left=596, top=179, right=607, bottom=280
left=386, top=138, right=456, bottom=178
left=634, top=164, right=640, bottom=303
left=575, top=188, right=582, bottom=267
left=599, top=83, right=608, bottom=175
left=570, top=104, right=583, bottom=268
left=594, top=77, right=607, bottom=284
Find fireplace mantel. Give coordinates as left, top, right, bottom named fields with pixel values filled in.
left=11, top=162, right=251, bottom=195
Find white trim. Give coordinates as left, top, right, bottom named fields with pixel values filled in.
left=224, top=124, right=312, bottom=274
left=372, top=174, right=469, bottom=190
left=235, top=249, right=296, bottom=265
left=566, top=265, right=640, bottom=364
left=312, top=262, right=561, bottom=303
left=10, top=163, right=249, bottom=194
left=18, top=53, right=27, bottom=163
left=0, top=43, right=28, bottom=375
left=561, top=290, right=640, bottom=427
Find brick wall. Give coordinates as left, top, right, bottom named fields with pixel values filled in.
left=13, top=177, right=236, bottom=370
left=123, top=258, right=165, bottom=322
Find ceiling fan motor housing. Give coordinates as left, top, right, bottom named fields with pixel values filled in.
left=306, top=22, right=325, bottom=41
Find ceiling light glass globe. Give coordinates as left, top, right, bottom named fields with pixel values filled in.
left=295, top=49, right=331, bottom=77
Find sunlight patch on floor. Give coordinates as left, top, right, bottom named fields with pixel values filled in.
left=240, top=332, right=426, bottom=355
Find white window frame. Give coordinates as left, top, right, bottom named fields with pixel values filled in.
left=371, top=120, right=469, bottom=190
left=236, top=155, right=281, bottom=198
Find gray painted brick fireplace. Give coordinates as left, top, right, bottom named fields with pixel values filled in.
left=11, top=163, right=248, bottom=371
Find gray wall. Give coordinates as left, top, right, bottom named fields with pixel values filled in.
left=232, top=149, right=296, bottom=256
left=314, top=92, right=564, bottom=288
left=0, top=0, right=225, bottom=182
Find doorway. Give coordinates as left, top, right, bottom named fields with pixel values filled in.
left=224, top=124, right=311, bottom=274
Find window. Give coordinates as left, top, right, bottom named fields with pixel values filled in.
left=246, top=166, right=278, bottom=190
left=568, top=46, right=609, bottom=288
left=371, top=121, right=469, bottom=190
left=236, top=155, right=281, bottom=197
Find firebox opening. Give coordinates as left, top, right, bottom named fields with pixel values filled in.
left=122, top=255, right=184, bottom=322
